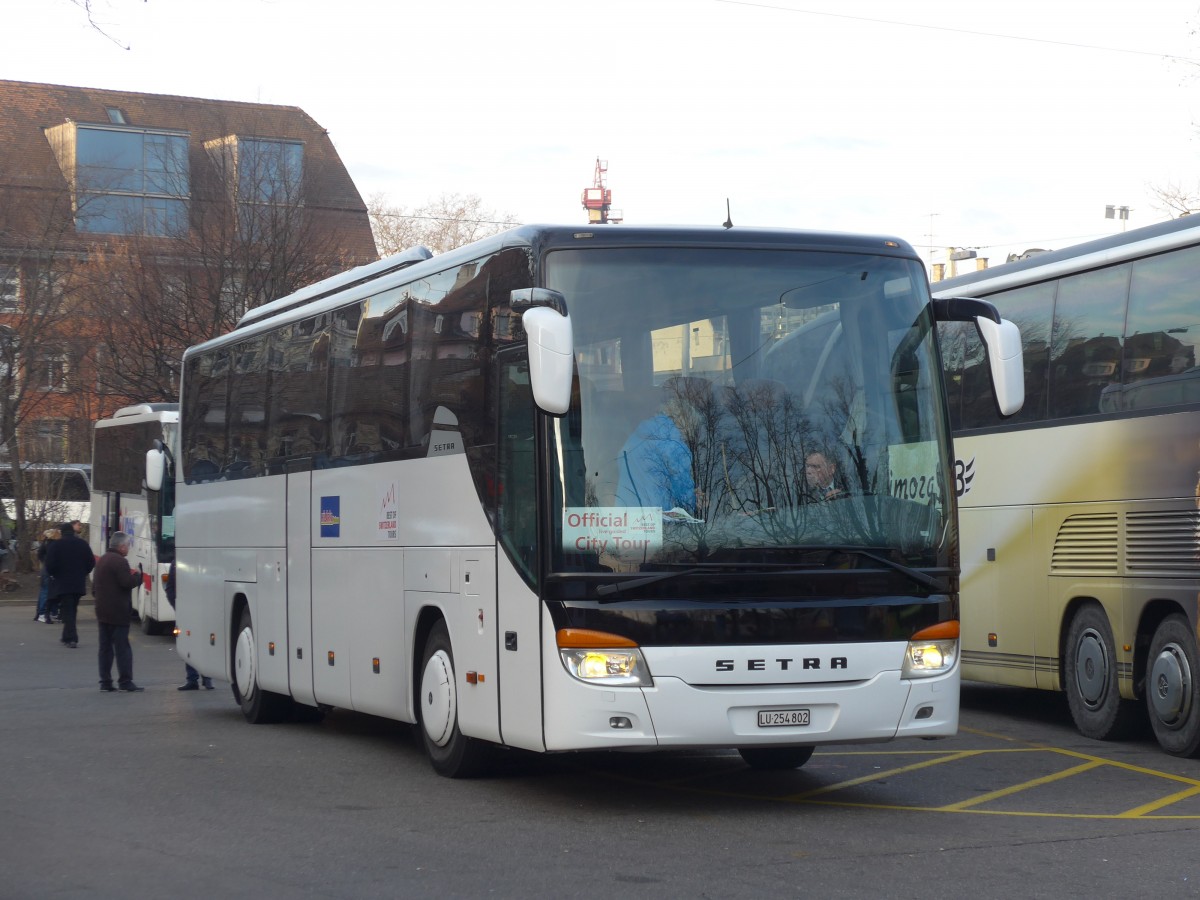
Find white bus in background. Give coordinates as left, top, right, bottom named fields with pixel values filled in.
left=934, top=214, right=1200, bottom=757
left=0, top=462, right=92, bottom=538
left=91, top=403, right=179, bottom=634
left=150, top=224, right=1021, bottom=777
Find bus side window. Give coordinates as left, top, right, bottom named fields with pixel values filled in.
left=496, top=356, right=537, bottom=585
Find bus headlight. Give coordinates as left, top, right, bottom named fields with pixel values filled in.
left=557, top=628, right=652, bottom=687
left=902, top=621, right=959, bottom=679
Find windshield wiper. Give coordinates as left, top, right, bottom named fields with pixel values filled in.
left=591, top=551, right=944, bottom=599
left=816, top=546, right=944, bottom=593
left=593, top=563, right=793, bottom=598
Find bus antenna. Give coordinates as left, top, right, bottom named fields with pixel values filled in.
left=722, top=199, right=733, bottom=229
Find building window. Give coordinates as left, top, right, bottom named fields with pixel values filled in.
left=30, top=349, right=69, bottom=392
left=74, top=126, right=189, bottom=237
left=26, top=419, right=68, bottom=463
left=0, top=266, right=18, bottom=312
left=237, top=139, right=303, bottom=205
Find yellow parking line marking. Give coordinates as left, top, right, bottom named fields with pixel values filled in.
left=939, top=759, right=1104, bottom=811
left=784, top=749, right=983, bottom=801
left=1119, top=784, right=1200, bottom=818
left=1051, top=747, right=1200, bottom=787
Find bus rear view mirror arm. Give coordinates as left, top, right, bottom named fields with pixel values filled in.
left=515, top=289, right=574, bottom=416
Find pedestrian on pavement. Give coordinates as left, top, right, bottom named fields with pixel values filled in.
left=34, top=527, right=60, bottom=623
left=44, top=520, right=95, bottom=648
left=165, top=561, right=212, bottom=690
left=93, top=531, right=144, bottom=693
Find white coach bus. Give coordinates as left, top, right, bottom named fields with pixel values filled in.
left=934, top=214, right=1200, bottom=756
left=150, top=224, right=1021, bottom=776
left=92, top=403, right=178, bottom=633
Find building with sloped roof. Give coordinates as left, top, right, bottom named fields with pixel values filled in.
left=0, top=79, right=377, bottom=469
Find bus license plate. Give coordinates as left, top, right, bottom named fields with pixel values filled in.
left=758, top=709, right=810, bottom=727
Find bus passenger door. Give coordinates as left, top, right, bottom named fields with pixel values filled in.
left=287, top=469, right=316, bottom=707
left=494, top=350, right=546, bottom=751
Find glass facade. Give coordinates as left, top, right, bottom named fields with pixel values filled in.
left=74, top=126, right=189, bottom=236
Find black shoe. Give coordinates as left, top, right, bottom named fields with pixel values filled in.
left=177, top=683, right=199, bottom=691
left=68, top=642, right=78, bottom=648
left=203, top=682, right=215, bottom=690
left=100, top=684, right=116, bottom=692
left=119, top=683, right=144, bottom=692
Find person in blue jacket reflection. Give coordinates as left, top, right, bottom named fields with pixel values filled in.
left=614, top=411, right=696, bottom=517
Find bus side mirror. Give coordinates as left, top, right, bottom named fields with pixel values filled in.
left=521, top=306, right=574, bottom=416
left=933, top=296, right=1024, bottom=418
left=976, top=316, right=1024, bottom=417
left=145, top=449, right=166, bottom=493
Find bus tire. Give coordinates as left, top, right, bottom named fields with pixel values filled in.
left=418, top=620, right=490, bottom=778
left=1145, top=614, right=1200, bottom=757
left=232, top=606, right=292, bottom=725
left=140, top=614, right=162, bottom=636
left=737, top=746, right=815, bottom=770
left=1063, top=604, right=1138, bottom=741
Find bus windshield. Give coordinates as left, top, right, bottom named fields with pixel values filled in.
left=545, top=246, right=951, bottom=576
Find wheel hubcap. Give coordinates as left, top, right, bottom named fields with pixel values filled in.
left=1149, top=642, right=1192, bottom=728
left=420, top=649, right=455, bottom=747
left=1075, top=628, right=1108, bottom=709
left=234, top=625, right=256, bottom=700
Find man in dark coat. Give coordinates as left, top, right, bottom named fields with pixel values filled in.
left=93, top=531, right=144, bottom=692
left=44, top=520, right=96, bottom=648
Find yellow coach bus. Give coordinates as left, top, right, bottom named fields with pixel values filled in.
left=934, top=214, right=1200, bottom=756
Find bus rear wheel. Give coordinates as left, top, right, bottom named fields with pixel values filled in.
left=1146, top=614, right=1200, bottom=757
left=1063, top=604, right=1138, bottom=741
left=232, top=606, right=292, bottom=724
left=737, top=746, right=815, bottom=770
left=140, top=614, right=163, bottom=636
left=418, top=620, right=490, bottom=778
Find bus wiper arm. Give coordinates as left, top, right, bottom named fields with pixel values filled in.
left=595, top=567, right=707, bottom=598
left=594, top=562, right=826, bottom=600
left=821, top=546, right=944, bottom=593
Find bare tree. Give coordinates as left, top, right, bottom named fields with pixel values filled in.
left=1150, top=181, right=1200, bottom=219
left=82, top=130, right=362, bottom=402
left=0, top=175, right=91, bottom=557
left=369, top=192, right=518, bottom=256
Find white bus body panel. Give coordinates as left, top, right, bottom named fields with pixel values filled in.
left=539, top=608, right=958, bottom=751
left=495, top=563, right=546, bottom=751
left=178, top=456, right=502, bottom=730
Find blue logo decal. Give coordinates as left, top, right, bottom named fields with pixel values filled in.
left=320, top=496, right=341, bottom=538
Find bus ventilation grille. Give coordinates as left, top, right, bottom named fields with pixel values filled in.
left=1051, top=513, right=1118, bottom=573
left=1126, top=510, right=1200, bottom=573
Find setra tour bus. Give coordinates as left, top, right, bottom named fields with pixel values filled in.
left=92, top=403, right=178, bottom=633
left=934, top=214, right=1200, bottom=756
left=148, top=224, right=1021, bottom=776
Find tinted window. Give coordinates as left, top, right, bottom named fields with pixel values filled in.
left=1115, top=246, right=1200, bottom=412
left=227, top=337, right=268, bottom=478
left=1048, top=265, right=1130, bottom=418
left=182, top=350, right=229, bottom=483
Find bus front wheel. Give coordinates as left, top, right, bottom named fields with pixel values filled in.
left=418, top=620, right=490, bottom=778
left=1146, top=614, right=1200, bottom=757
left=1063, top=604, right=1138, bottom=741
left=737, top=746, right=815, bottom=770
left=232, top=607, right=292, bottom=724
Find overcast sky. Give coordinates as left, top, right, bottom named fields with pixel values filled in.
left=7, top=0, right=1200, bottom=267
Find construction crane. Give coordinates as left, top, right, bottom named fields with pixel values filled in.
left=581, top=158, right=622, bottom=224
